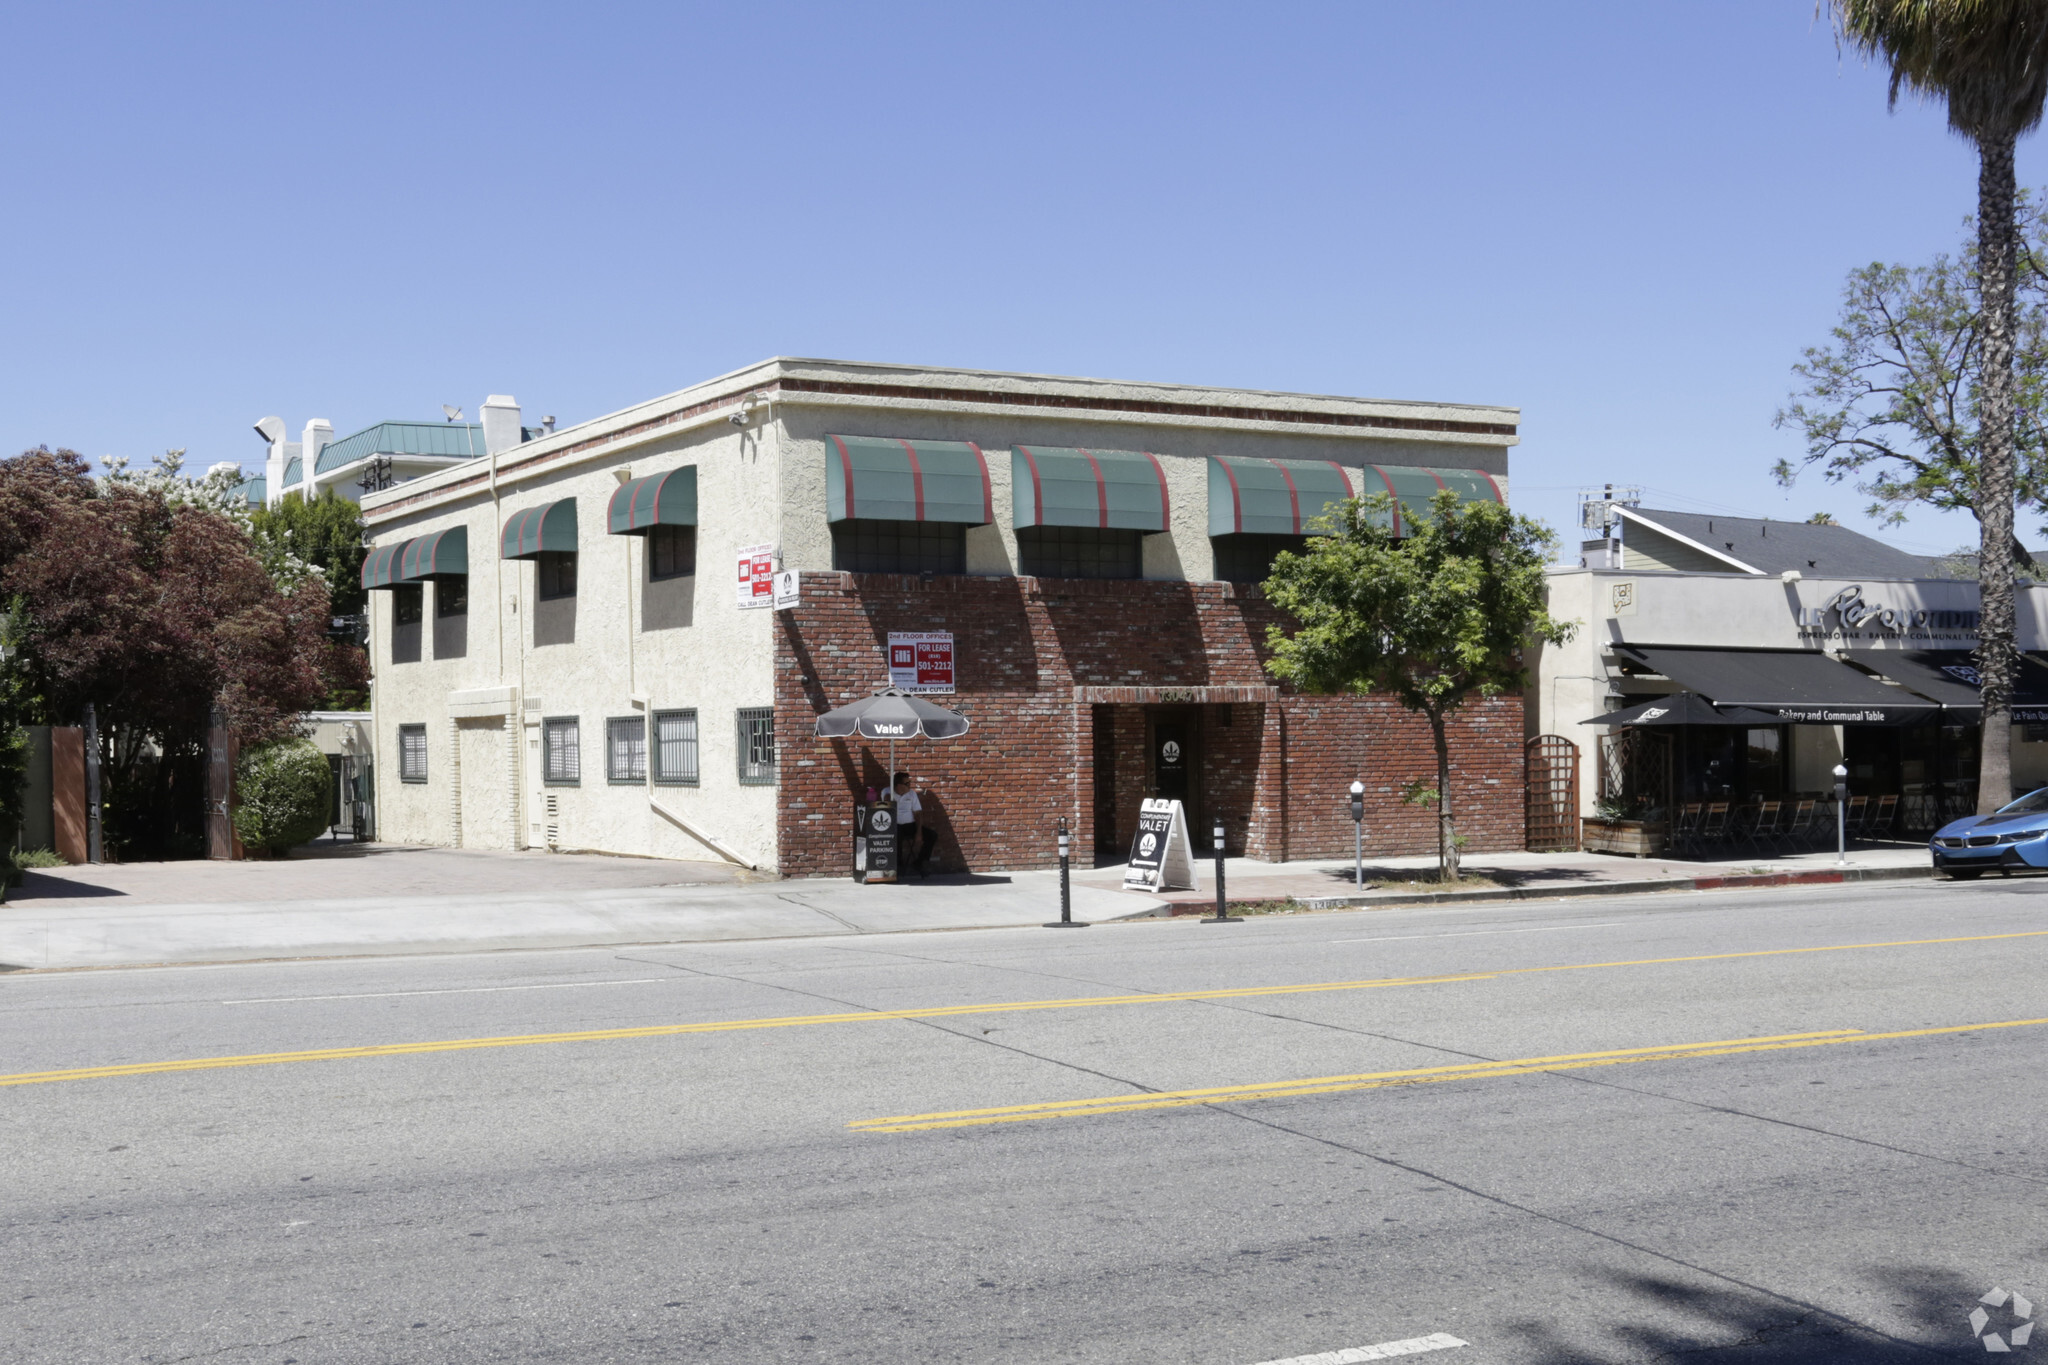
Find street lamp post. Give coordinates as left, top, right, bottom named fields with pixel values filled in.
left=1202, top=814, right=1242, bottom=923
left=1045, top=816, right=1087, bottom=928
left=1833, top=763, right=1849, bottom=867
left=1349, top=780, right=1366, bottom=887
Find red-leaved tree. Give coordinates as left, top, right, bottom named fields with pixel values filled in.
left=0, top=447, right=362, bottom=856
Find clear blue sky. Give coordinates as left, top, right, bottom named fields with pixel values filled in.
left=6, top=1, right=2045, bottom=558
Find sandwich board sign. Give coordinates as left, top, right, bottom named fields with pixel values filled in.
left=736, top=544, right=775, bottom=610
left=1123, top=797, right=1197, bottom=892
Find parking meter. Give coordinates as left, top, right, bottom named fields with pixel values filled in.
left=1349, top=780, right=1366, bottom=886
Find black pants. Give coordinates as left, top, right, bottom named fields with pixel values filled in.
left=898, top=821, right=937, bottom=872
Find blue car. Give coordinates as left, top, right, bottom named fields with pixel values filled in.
left=1931, top=787, right=2048, bottom=878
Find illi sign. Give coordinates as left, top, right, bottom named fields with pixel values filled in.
left=1793, top=585, right=1981, bottom=640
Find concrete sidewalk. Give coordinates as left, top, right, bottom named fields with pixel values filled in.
left=1076, top=842, right=1938, bottom=914
left=0, top=837, right=1941, bottom=971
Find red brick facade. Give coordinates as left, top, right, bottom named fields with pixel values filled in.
left=774, top=572, right=1525, bottom=877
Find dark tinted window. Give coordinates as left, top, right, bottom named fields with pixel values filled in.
left=1016, top=526, right=1141, bottom=581
left=436, top=578, right=468, bottom=617
left=1211, top=533, right=1308, bottom=583
left=831, top=519, right=965, bottom=575
left=649, top=524, right=695, bottom=580
left=538, top=552, right=577, bottom=600
left=392, top=585, right=423, bottom=624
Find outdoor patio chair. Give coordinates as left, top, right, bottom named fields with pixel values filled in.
left=1782, top=799, right=1817, bottom=852
left=1746, top=800, right=1783, bottom=853
left=1844, top=795, right=1869, bottom=839
left=1671, top=803, right=1704, bottom=855
left=1699, top=801, right=1731, bottom=850
left=1867, top=794, right=1898, bottom=840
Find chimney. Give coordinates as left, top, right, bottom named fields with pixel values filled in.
left=302, top=419, right=334, bottom=492
left=480, top=395, right=523, bottom=456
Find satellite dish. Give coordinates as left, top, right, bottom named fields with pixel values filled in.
left=442, top=404, right=463, bottom=422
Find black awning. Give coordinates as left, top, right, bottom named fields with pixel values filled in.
left=1583, top=693, right=1784, bottom=728
left=1849, top=649, right=2048, bottom=722
left=1617, top=646, right=1941, bottom=725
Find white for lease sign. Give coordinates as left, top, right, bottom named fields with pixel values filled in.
left=736, top=544, right=775, bottom=610
left=887, top=631, right=955, bottom=693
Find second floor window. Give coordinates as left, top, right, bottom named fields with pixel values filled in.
left=436, top=579, right=468, bottom=617
left=392, top=585, right=423, bottom=625
left=649, top=524, right=696, bottom=580
left=830, top=519, right=966, bottom=576
left=538, top=552, right=577, bottom=600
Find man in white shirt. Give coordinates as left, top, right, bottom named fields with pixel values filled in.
left=892, top=770, right=936, bottom=878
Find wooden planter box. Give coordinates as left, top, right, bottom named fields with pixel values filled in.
left=1582, top=817, right=1666, bottom=859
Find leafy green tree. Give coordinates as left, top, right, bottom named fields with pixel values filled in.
left=1261, top=492, right=1574, bottom=881
left=250, top=489, right=367, bottom=617
left=231, top=738, right=333, bottom=856
left=1831, top=0, right=2048, bottom=810
left=1773, top=199, right=2048, bottom=562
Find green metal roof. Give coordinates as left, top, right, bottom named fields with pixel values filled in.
left=231, top=477, right=265, bottom=505
left=316, top=420, right=486, bottom=476
left=281, top=457, right=302, bottom=487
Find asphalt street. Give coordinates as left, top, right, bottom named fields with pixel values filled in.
left=3, top=878, right=2045, bottom=1363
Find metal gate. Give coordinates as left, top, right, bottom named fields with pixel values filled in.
left=1525, top=734, right=1581, bottom=852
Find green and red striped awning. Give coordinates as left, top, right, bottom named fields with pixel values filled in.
left=1011, top=446, right=1169, bottom=532
left=1207, top=458, right=1502, bottom=537
left=398, top=526, right=468, bottom=580
left=361, top=539, right=413, bottom=590
left=501, top=499, right=578, bottom=560
left=608, top=465, right=698, bottom=535
left=1351, top=464, right=1504, bottom=536
left=826, top=435, right=993, bottom=525
left=1207, top=456, right=1356, bottom=536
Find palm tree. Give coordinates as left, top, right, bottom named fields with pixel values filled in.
left=1833, top=0, right=2048, bottom=812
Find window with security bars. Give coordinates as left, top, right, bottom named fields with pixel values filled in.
left=653, top=709, right=699, bottom=785
left=649, top=524, right=696, bottom=580
left=543, top=717, right=581, bottom=785
left=1016, top=526, right=1142, bottom=580
left=830, top=519, right=966, bottom=575
left=1210, top=533, right=1309, bottom=584
left=398, top=724, right=428, bottom=783
left=607, top=716, right=647, bottom=784
left=736, top=707, right=776, bottom=784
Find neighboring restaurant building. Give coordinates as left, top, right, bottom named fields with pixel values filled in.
left=357, top=357, right=1526, bottom=875
left=1539, top=501, right=2048, bottom=833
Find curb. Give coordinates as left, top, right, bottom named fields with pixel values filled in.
left=1135, top=862, right=1935, bottom=916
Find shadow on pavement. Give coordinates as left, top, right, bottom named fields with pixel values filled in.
left=1502, top=1263, right=1990, bottom=1361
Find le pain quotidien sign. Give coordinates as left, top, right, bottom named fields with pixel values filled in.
left=1793, top=585, right=1981, bottom=644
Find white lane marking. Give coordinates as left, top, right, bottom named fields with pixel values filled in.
left=1332, top=922, right=1624, bottom=945
left=1252, top=1333, right=1467, bottom=1364
left=221, top=978, right=677, bottom=1005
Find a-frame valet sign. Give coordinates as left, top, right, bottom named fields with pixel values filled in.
left=1122, top=797, right=1199, bottom=892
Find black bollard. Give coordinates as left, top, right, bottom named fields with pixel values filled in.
left=1202, top=814, right=1242, bottom=923
left=1045, top=816, right=1087, bottom=928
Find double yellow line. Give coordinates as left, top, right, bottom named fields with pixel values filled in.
left=849, top=1017, right=2048, bottom=1132
left=3, top=928, right=2045, bottom=1091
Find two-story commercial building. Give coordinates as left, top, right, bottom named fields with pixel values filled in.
left=358, top=358, right=1526, bottom=875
